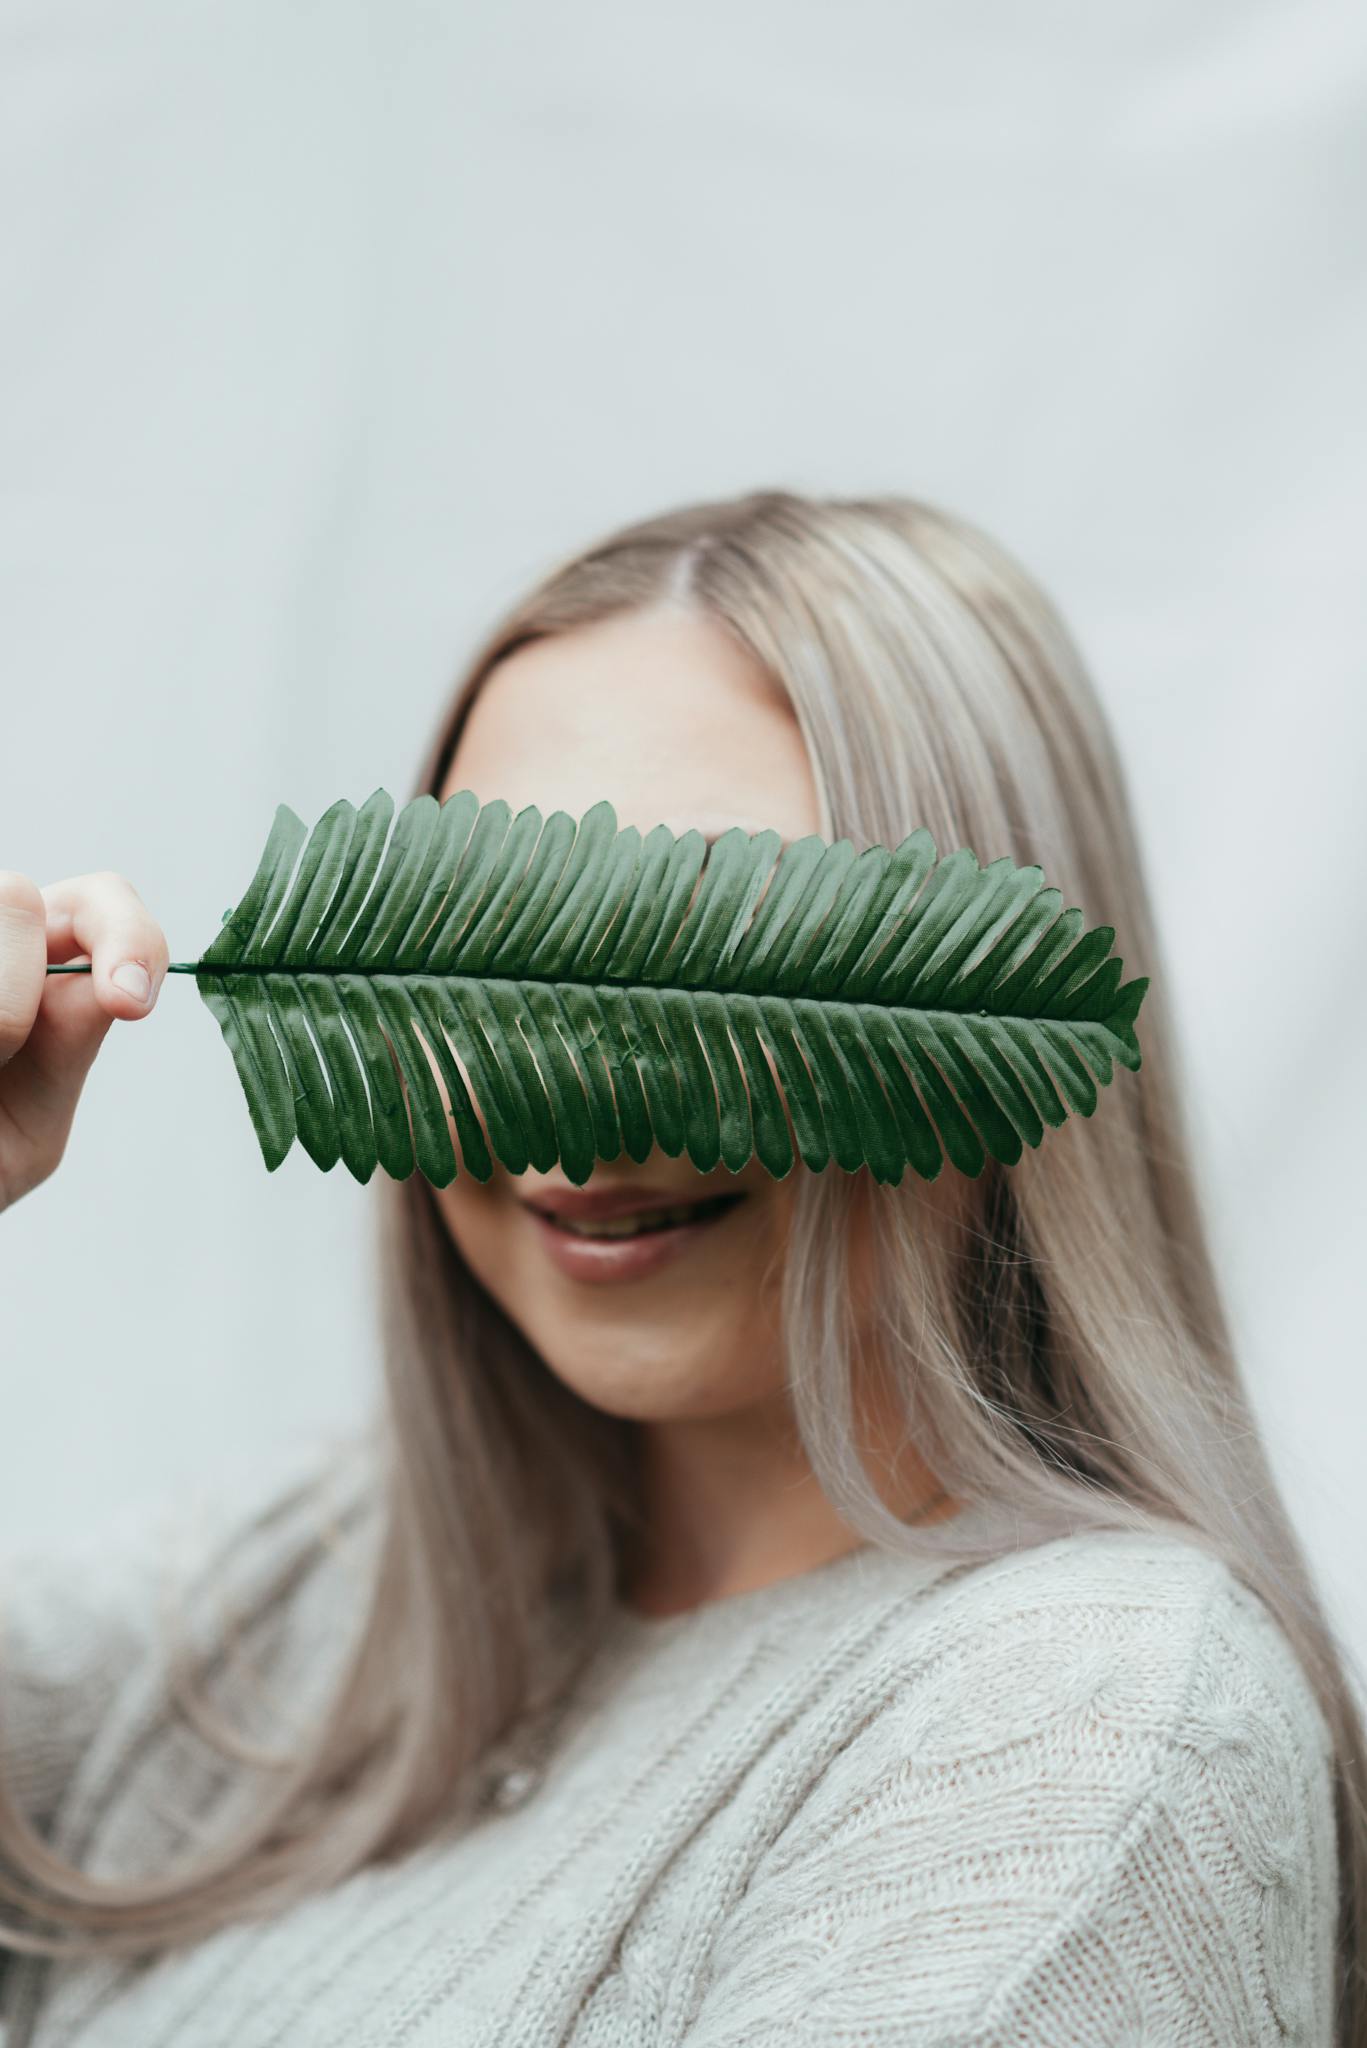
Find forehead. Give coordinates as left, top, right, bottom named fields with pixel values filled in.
left=437, top=605, right=821, bottom=848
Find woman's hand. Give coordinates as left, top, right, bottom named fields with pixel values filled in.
left=0, top=870, right=169, bottom=1212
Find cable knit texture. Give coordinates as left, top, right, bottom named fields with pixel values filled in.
left=0, top=1437, right=1339, bottom=2047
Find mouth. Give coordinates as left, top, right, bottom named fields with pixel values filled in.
left=526, top=1193, right=746, bottom=1238
left=519, top=1191, right=749, bottom=1284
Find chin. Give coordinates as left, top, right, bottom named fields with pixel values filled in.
left=510, top=1316, right=769, bottom=1424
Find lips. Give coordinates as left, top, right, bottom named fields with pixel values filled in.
left=518, top=1184, right=743, bottom=1224
left=530, top=1193, right=744, bottom=1239
left=517, top=1183, right=749, bottom=1284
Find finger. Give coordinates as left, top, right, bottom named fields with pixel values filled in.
left=40, top=872, right=170, bottom=1019
left=0, top=871, right=116, bottom=1196
left=0, top=871, right=47, bottom=1068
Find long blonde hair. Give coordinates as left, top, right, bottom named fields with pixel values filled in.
left=3, top=487, right=1364, bottom=2036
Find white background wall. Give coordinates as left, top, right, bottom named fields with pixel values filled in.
left=2, top=2, right=1363, bottom=1672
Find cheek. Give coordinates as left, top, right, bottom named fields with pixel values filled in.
left=431, top=1180, right=508, bottom=1293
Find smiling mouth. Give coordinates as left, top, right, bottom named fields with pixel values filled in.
left=529, top=1194, right=747, bottom=1240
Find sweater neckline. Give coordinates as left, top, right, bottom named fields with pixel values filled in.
left=605, top=1498, right=1002, bottom=1651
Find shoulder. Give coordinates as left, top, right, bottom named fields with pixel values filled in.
left=906, top=1519, right=1336, bottom=1757
left=147, top=1424, right=383, bottom=1722
left=903, top=1516, right=1325, bottom=1690
left=706, top=1523, right=1339, bottom=2044
left=0, top=1427, right=380, bottom=1839
left=869, top=1520, right=1338, bottom=1849
left=3, top=1428, right=379, bottom=1722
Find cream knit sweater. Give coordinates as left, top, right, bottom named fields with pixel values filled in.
left=0, top=1433, right=1339, bottom=2047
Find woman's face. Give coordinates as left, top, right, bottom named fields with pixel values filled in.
left=428, top=603, right=830, bottom=1431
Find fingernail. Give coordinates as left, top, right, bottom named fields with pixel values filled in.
left=112, top=961, right=151, bottom=1003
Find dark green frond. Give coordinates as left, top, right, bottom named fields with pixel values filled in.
left=194, top=788, right=1149, bottom=1187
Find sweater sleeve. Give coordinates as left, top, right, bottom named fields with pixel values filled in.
left=680, top=1556, right=1340, bottom=2048
left=0, top=1433, right=372, bottom=1863
left=0, top=1501, right=187, bottom=1847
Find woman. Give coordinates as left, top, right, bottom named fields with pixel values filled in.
left=0, top=488, right=1360, bottom=2045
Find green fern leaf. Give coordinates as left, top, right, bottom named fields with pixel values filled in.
left=191, top=787, right=1148, bottom=1188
